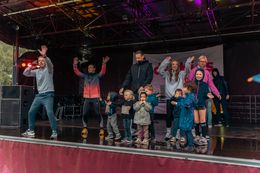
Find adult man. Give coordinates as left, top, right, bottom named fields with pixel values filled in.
left=119, top=50, right=153, bottom=97
left=22, top=45, right=57, bottom=139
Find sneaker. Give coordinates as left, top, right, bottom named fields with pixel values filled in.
left=135, top=138, right=142, bottom=144
left=22, top=129, right=35, bottom=138
left=114, top=134, right=121, bottom=140
left=198, top=137, right=208, bottom=146
left=81, top=127, right=88, bottom=139
left=205, top=135, right=210, bottom=140
left=193, top=136, right=201, bottom=145
left=225, top=124, right=230, bottom=128
left=215, top=123, right=223, bottom=127
left=170, top=137, right=177, bottom=143
left=105, top=135, right=114, bottom=140
left=50, top=131, right=58, bottom=139
left=164, top=128, right=172, bottom=140
left=141, top=139, right=149, bottom=145
left=208, top=125, right=212, bottom=128
left=126, top=140, right=133, bottom=144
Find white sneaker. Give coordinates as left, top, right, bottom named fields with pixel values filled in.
left=50, top=130, right=58, bottom=139
left=22, top=129, right=35, bottom=138
left=193, top=136, right=201, bottom=145
left=208, top=125, right=212, bottom=128
left=164, top=128, right=172, bottom=140
left=114, top=134, right=121, bottom=140
left=198, top=137, right=208, bottom=146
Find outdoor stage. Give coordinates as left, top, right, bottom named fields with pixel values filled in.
left=0, top=119, right=260, bottom=173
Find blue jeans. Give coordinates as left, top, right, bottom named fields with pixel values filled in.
left=180, top=129, right=193, bottom=147
left=206, top=99, right=212, bottom=126
left=28, top=92, right=57, bottom=131
left=171, top=117, right=179, bottom=137
left=123, top=118, right=132, bottom=141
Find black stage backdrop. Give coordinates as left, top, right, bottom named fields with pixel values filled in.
left=20, top=40, right=259, bottom=97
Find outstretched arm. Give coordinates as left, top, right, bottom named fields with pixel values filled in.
left=23, top=66, right=37, bottom=77
left=158, top=56, right=171, bottom=78
left=38, top=45, right=53, bottom=73
left=98, top=56, right=109, bottom=77
left=184, top=56, right=194, bottom=76
left=73, top=57, right=85, bottom=78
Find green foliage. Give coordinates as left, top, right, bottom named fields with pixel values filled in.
left=0, top=41, right=30, bottom=85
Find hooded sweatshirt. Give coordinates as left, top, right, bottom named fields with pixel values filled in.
left=212, top=68, right=229, bottom=97
left=188, top=65, right=220, bottom=97
left=195, top=68, right=210, bottom=108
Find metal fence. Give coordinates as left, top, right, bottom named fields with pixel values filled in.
left=229, top=95, right=260, bottom=124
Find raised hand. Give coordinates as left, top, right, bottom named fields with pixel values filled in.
left=38, top=45, right=48, bottom=57
left=190, top=56, right=195, bottom=62
left=165, top=56, right=172, bottom=61
left=102, top=56, right=110, bottom=64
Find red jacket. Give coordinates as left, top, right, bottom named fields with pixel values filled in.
left=73, top=64, right=106, bottom=98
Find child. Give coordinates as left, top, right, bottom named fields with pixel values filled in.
left=194, top=68, right=214, bottom=145
left=169, top=88, right=183, bottom=143
left=102, top=92, right=121, bottom=141
left=133, top=92, right=152, bottom=145
left=144, top=84, right=159, bottom=142
left=171, top=81, right=197, bottom=152
left=121, top=89, right=135, bottom=143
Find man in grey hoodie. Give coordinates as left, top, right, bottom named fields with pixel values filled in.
left=22, top=45, right=57, bottom=139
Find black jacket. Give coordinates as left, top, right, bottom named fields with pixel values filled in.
left=212, top=68, right=229, bottom=97
left=122, top=60, right=153, bottom=93
left=195, top=68, right=210, bottom=108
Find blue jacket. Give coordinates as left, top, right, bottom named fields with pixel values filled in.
left=195, top=68, right=210, bottom=108
left=253, top=74, right=260, bottom=83
left=146, top=93, right=159, bottom=113
left=177, top=93, right=197, bottom=131
left=170, top=96, right=184, bottom=118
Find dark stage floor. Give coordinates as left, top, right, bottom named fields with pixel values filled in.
left=1, top=118, right=260, bottom=160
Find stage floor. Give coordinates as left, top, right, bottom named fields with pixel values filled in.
left=0, top=118, right=260, bottom=160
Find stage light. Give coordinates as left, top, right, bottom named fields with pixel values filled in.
left=27, top=63, right=32, bottom=67
left=21, top=63, right=27, bottom=68
left=195, top=0, right=202, bottom=6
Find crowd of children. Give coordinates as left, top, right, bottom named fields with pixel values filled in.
left=70, top=52, right=229, bottom=152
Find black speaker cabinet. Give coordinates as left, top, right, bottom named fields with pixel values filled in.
left=0, top=85, right=34, bottom=128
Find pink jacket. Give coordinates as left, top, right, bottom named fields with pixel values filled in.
left=188, top=66, right=220, bottom=97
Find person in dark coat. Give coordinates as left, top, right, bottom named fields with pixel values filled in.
left=212, top=68, right=230, bottom=127
left=119, top=50, right=153, bottom=99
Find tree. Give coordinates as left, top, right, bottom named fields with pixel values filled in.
left=0, top=41, right=30, bottom=85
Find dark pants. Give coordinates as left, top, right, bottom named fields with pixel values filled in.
left=166, top=99, right=173, bottom=128
left=82, top=98, right=103, bottom=128
left=123, top=118, right=132, bottom=141
left=28, top=92, right=57, bottom=131
left=180, top=129, right=193, bottom=147
left=213, top=97, right=229, bottom=126
left=149, top=113, right=155, bottom=139
left=171, top=117, right=179, bottom=137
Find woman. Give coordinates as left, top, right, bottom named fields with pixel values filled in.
left=158, top=56, right=194, bottom=140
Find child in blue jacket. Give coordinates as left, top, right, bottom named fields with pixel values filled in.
left=171, top=81, right=197, bottom=152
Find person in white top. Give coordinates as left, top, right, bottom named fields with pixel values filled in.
left=158, top=56, right=194, bottom=140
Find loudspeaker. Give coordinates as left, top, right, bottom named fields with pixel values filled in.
left=0, top=85, right=34, bottom=128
